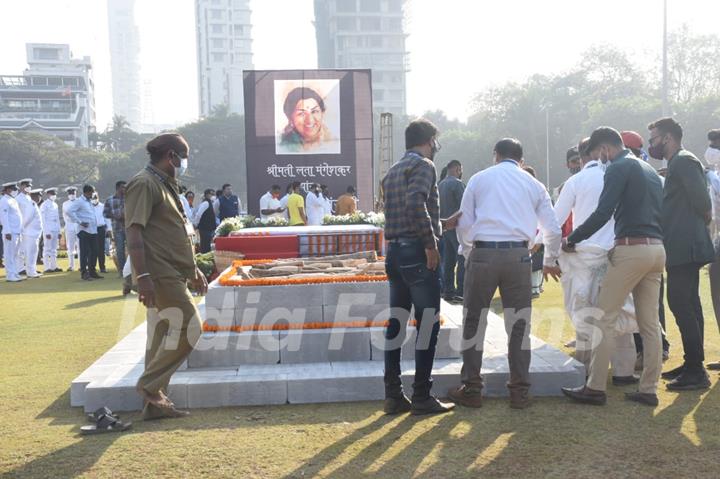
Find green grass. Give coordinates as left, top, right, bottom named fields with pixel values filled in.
left=1, top=260, right=719, bottom=478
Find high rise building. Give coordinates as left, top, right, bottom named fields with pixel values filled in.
left=107, top=0, right=142, bottom=130
left=195, top=0, right=253, bottom=117
left=0, top=43, right=95, bottom=147
left=314, top=0, right=408, bottom=117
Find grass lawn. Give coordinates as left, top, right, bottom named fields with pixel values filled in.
left=1, top=259, right=719, bottom=478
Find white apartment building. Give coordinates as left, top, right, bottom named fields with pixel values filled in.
left=107, top=0, right=142, bottom=130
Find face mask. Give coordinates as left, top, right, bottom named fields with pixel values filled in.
left=68, top=194, right=76, bottom=201
left=23, top=186, right=31, bottom=193
left=49, top=195, right=57, bottom=201
left=173, top=153, right=188, bottom=178
left=705, top=146, right=720, bottom=168
left=209, top=196, right=216, bottom=202
left=10, top=190, right=19, bottom=198
left=92, top=199, right=99, bottom=206
left=569, top=165, right=582, bottom=175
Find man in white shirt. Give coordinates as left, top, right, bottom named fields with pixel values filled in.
left=62, top=186, right=80, bottom=271
left=321, top=185, right=333, bottom=217
left=279, top=184, right=292, bottom=221
left=67, top=184, right=100, bottom=280
left=259, top=185, right=285, bottom=221
left=0, top=182, right=24, bottom=282
left=554, top=137, right=637, bottom=384
left=305, top=183, right=326, bottom=226
left=16, top=179, right=43, bottom=278
left=40, top=188, right=62, bottom=273
left=448, top=138, right=562, bottom=410
left=92, top=193, right=112, bottom=273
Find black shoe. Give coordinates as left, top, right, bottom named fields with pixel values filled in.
left=55, top=268, right=64, bottom=272
left=661, top=364, right=685, bottom=380
left=410, top=396, right=455, bottom=416
left=81, top=272, right=93, bottom=281
left=561, top=386, right=607, bottom=406
left=625, top=391, right=659, bottom=407
left=100, top=268, right=107, bottom=273
left=383, top=395, right=411, bottom=415
left=612, top=375, right=640, bottom=386
left=442, top=295, right=463, bottom=305
left=18, top=270, right=26, bottom=276
left=707, top=361, right=720, bottom=371
left=89, top=272, right=104, bottom=279
left=666, top=370, right=711, bottom=391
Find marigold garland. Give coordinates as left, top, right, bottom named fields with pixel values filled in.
left=202, top=317, right=444, bottom=333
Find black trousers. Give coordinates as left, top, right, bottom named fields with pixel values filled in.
left=77, top=231, right=98, bottom=274
left=199, top=229, right=214, bottom=254
left=96, top=226, right=107, bottom=271
left=635, top=274, right=670, bottom=353
left=667, top=263, right=705, bottom=371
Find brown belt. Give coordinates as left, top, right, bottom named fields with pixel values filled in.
left=614, top=237, right=663, bottom=246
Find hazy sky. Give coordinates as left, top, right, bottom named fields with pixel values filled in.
left=2, top=0, right=718, bottom=130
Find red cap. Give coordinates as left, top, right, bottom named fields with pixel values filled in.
left=621, top=130, right=643, bottom=150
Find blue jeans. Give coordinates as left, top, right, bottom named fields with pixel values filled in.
left=441, top=230, right=465, bottom=297
left=113, top=227, right=126, bottom=273
left=384, top=240, right=442, bottom=400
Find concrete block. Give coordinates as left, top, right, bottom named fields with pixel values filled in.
left=322, top=281, right=390, bottom=306
left=323, top=304, right=390, bottom=324
left=401, top=359, right=462, bottom=396
left=235, top=284, right=324, bottom=327
left=287, top=363, right=384, bottom=403
left=369, top=323, right=461, bottom=361
left=188, top=331, right=280, bottom=368
left=202, top=284, right=236, bottom=330
left=186, top=370, right=288, bottom=408
left=279, top=328, right=371, bottom=364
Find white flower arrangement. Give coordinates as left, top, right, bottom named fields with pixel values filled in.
left=322, top=211, right=384, bottom=227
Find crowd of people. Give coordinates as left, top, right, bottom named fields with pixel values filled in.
left=4, top=120, right=720, bottom=420
left=380, top=118, right=720, bottom=415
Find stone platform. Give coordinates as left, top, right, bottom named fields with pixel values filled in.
left=71, top=299, right=585, bottom=412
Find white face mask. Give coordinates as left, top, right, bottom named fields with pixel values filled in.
left=22, top=186, right=31, bottom=193
left=209, top=196, right=217, bottom=202
left=10, top=190, right=19, bottom=198
left=173, top=154, right=188, bottom=178
left=92, top=199, right=99, bottom=206
left=68, top=194, right=76, bottom=201
left=705, top=147, right=720, bottom=168
left=49, top=195, right=57, bottom=201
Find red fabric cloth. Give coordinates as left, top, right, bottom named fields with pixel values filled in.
left=562, top=213, right=573, bottom=238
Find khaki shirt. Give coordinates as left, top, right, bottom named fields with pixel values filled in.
left=125, top=164, right=196, bottom=280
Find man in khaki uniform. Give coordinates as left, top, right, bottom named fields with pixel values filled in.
left=125, top=132, right=208, bottom=420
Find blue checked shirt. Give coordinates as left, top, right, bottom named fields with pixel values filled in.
left=381, top=151, right=441, bottom=249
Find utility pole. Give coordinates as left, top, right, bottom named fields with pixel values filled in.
left=662, top=0, right=670, bottom=116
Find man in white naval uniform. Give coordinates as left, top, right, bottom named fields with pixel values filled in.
left=16, top=179, right=43, bottom=278
left=0, top=182, right=24, bottom=282
left=41, top=187, right=62, bottom=273
left=62, top=186, right=80, bottom=271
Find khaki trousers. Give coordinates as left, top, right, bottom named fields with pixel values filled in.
left=461, top=247, right=532, bottom=391
left=587, top=244, right=666, bottom=394
left=137, top=275, right=202, bottom=419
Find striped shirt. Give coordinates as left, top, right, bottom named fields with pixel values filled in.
left=381, top=151, right=441, bottom=249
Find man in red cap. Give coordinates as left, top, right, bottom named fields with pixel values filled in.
left=622, top=131, right=671, bottom=366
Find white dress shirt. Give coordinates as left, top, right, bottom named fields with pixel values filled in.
left=62, top=198, right=78, bottom=233
left=280, top=194, right=291, bottom=220
left=93, top=201, right=111, bottom=230
left=553, top=160, right=616, bottom=251
left=259, top=192, right=284, bottom=221
left=322, top=195, right=333, bottom=216
left=40, top=199, right=61, bottom=234
left=305, top=192, right=326, bottom=226
left=706, top=170, right=720, bottom=223
left=17, top=193, right=42, bottom=236
left=457, top=159, right=562, bottom=265
left=0, top=194, right=23, bottom=234
left=67, top=195, right=98, bottom=234
left=180, top=195, right=193, bottom=220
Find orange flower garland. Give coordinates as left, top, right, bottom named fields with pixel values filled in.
left=202, top=317, right=445, bottom=333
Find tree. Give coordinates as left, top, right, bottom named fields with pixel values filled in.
left=97, top=114, right=146, bottom=152
left=667, top=25, right=720, bottom=105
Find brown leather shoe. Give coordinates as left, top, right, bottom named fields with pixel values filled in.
left=624, top=391, right=659, bottom=407
left=561, top=386, right=607, bottom=406
left=509, top=388, right=531, bottom=409
left=448, top=385, right=483, bottom=408
left=144, top=406, right=191, bottom=421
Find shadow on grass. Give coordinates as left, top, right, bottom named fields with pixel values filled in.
left=63, top=295, right=125, bottom=310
